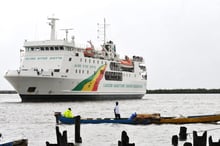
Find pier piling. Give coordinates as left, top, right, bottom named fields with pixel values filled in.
left=46, top=126, right=74, bottom=146
left=193, top=131, right=207, bottom=146
left=54, top=112, right=61, bottom=124
left=118, top=130, right=135, bottom=146
left=171, top=135, right=178, bottom=146
left=74, top=115, right=82, bottom=143
left=179, top=126, right=187, bottom=141
left=183, top=142, right=192, bottom=146
left=209, top=136, right=220, bottom=146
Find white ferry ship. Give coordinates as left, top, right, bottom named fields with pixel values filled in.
left=4, top=18, right=147, bottom=102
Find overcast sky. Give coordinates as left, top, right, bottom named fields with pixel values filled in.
left=1, top=0, right=220, bottom=90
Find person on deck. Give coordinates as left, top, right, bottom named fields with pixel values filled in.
left=114, top=101, right=121, bottom=119
left=63, top=108, right=74, bottom=118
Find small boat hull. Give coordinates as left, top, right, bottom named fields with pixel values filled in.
left=55, top=113, right=220, bottom=125
left=56, top=114, right=151, bottom=125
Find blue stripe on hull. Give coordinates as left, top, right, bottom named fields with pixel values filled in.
left=20, top=94, right=144, bottom=102
left=58, top=116, right=151, bottom=125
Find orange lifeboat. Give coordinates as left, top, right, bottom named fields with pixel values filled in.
left=120, top=56, right=133, bottom=68
left=84, top=47, right=94, bottom=57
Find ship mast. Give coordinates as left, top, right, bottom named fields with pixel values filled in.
left=48, top=17, right=59, bottom=40
left=103, top=18, right=106, bottom=44
left=97, top=18, right=109, bottom=44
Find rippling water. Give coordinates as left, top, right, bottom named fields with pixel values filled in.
left=0, top=94, right=220, bottom=146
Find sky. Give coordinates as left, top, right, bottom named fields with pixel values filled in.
left=1, top=0, right=220, bottom=90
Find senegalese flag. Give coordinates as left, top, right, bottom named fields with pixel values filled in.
left=72, top=64, right=107, bottom=91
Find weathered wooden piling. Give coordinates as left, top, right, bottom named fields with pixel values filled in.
left=209, top=136, right=220, bottom=146
left=179, top=126, right=187, bottom=141
left=183, top=142, right=192, bottom=146
left=118, top=131, right=135, bottom=146
left=54, top=112, right=61, bottom=124
left=46, top=126, right=74, bottom=146
left=74, top=115, right=82, bottom=143
left=193, top=131, right=207, bottom=146
left=171, top=135, right=178, bottom=146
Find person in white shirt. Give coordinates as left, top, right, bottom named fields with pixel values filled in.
left=114, top=101, right=121, bottom=119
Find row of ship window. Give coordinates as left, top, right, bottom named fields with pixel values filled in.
left=68, top=57, right=106, bottom=65
left=61, top=68, right=136, bottom=80
left=69, top=58, right=134, bottom=73
left=25, top=46, right=75, bottom=51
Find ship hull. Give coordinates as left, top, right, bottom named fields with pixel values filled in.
left=20, top=93, right=144, bottom=102
left=5, top=70, right=146, bottom=102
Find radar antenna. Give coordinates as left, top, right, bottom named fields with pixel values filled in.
left=60, top=28, right=73, bottom=41
left=48, top=17, right=59, bottom=40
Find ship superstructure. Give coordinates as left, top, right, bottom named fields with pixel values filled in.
left=5, top=17, right=147, bottom=102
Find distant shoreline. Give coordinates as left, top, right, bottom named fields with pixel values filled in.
left=1, top=89, right=220, bottom=94
left=0, top=90, right=17, bottom=94
left=147, top=88, right=220, bottom=94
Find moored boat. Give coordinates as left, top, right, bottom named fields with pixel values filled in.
left=55, top=112, right=220, bottom=125
left=0, top=139, right=28, bottom=146
left=55, top=112, right=152, bottom=125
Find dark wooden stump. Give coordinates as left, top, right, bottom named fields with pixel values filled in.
left=184, top=142, right=192, bottom=146
left=46, top=126, right=74, bottom=146
left=75, top=115, right=82, bottom=143
left=118, top=131, right=135, bottom=146
left=209, top=136, right=220, bottom=146
left=172, top=135, right=178, bottom=146
left=179, top=126, right=187, bottom=141
left=193, top=131, right=207, bottom=146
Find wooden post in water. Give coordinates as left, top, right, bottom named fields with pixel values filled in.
left=118, top=131, right=135, bottom=146
left=75, top=115, right=82, bottom=143
left=46, top=126, right=74, bottom=146
left=56, top=126, right=61, bottom=145
left=183, top=142, right=192, bottom=146
left=171, top=135, right=178, bottom=146
left=193, top=131, right=207, bottom=146
left=54, top=112, right=61, bottom=124
left=209, top=136, right=220, bottom=146
left=179, top=126, right=187, bottom=141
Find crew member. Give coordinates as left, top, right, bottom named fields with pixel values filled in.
left=114, top=101, right=121, bottom=119
left=63, top=108, right=74, bottom=118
